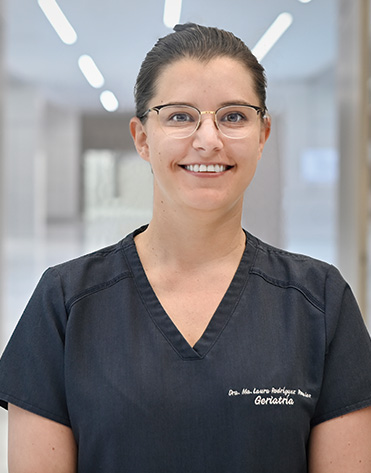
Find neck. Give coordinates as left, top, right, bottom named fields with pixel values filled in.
left=135, top=201, right=246, bottom=269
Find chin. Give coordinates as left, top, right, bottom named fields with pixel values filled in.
left=182, top=193, right=243, bottom=214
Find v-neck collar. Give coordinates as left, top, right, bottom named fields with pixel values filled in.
left=122, top=226, right=256, bottom=361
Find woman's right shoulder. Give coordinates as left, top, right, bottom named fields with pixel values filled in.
left=39, top=237, right=134, bottom=306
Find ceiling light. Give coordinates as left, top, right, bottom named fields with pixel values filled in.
left=252, top=12, right=293, bottom=62
left=163, top=0, right=182, bottom=28
left=78, top=55, right=105, bottom=88
left=298, top=0, right=312, bottom=3
left=38, top=0, right=77, bottom=45
left=100, top=91, right=119, bottom=112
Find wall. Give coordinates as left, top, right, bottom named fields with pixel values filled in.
left=81, top=112, right=135, bottom=152
left=0, top=0, right=4, bottom=345
left=45, top=104, right=81, bottom=222
left=242, top=113, right=283, bottom=247
left=3, top=81, right=46, bottom=239
left=3, top=81, right=82, bottom=238
left=268, top=67, right=337, bottom=263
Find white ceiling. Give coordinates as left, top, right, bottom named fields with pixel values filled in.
left=4, top=0, right=337, bottom=113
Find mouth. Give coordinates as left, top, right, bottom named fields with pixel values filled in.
left=181, top=164, right=233, bottom=173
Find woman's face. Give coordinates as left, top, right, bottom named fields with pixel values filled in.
left=130, top=56, right=270, bottom=217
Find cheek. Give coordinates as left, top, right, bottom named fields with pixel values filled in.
left=148, top=138, right=188, bottom=167
left=245, top=132, right=265, bottom=159
left=231, top=139, right=260, bottom=160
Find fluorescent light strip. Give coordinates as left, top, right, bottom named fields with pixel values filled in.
left=78, top=55, right=105, bottom=88
left=163, top=0, right=182, bottom=28
left=252, top=12, right=293, bottom=62
left=100, top=91, right=119, bottom=112
left=38, top=0, right=77, bottom=45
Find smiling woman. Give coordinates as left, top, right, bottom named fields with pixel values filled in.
left=1, top=22, right=371, bottom=473
left=130, top=54, right=269, bottom=216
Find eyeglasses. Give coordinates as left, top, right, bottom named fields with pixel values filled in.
left=140, top=103, right=266, bottom=139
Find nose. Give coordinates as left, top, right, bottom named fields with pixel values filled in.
left=192, top=113, right=223, bottom=152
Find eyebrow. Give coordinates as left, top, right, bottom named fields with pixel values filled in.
left=218, top=100, right=260, bottom=108
left=156, top=100, right=261, bottom=109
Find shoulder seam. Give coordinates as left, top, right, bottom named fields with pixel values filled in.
left=249, top=268, right=325, bottom=313
left=252, top=237, right=317, bottom=261
left=65, top=271, right=133, bottom=312
left=52, top=242, right=125, bottom=271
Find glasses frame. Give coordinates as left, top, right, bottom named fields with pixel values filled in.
left=139, top=103, right=267, bottom=139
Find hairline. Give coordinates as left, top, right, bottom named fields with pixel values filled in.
left=138, top=53, right=263, bottom=119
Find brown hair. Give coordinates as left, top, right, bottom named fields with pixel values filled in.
left=134, top=23, right=267, bottom=119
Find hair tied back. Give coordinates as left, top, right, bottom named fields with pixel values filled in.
left=173, top=23, right=199, bottom=33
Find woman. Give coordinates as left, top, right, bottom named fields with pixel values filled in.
left=1, top=23, right=371, bottom=472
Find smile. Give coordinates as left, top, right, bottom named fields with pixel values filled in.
left=182, top=164, right=232, bottom=173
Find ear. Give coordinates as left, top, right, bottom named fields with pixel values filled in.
left=130, top=117, right=150, bottom=162
left=257, top=115, right=271, bottom=159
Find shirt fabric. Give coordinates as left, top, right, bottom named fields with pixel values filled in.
left=1, top=226, right=371, bottom=472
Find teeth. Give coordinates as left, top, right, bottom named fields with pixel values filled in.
left=184, top=164, right=227, bottom=173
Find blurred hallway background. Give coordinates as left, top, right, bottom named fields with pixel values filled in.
left=0, top=0, right=370, bottom=470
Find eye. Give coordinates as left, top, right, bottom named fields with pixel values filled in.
left=160, top=106, right=198, bottom=126
left=220, top=111, right=247, bottom=123
left=168, top=112, right=195, bottom=123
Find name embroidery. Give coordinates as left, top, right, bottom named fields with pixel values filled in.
left=228, top=386, right=312, bottom=406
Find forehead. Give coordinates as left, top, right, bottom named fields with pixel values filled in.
left=152, top=57, right=258, bottom=106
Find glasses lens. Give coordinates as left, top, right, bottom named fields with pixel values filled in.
left=157, top=105, right=199, bottom=138
left=216, top=105, right=259, bottom=138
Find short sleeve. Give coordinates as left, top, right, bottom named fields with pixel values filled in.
left=311, top=265, right=371, bottom=426
left=0, top=268, right=70, bottom=426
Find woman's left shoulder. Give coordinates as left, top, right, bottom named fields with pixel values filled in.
left=245, top=231, right=346, bottom=306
